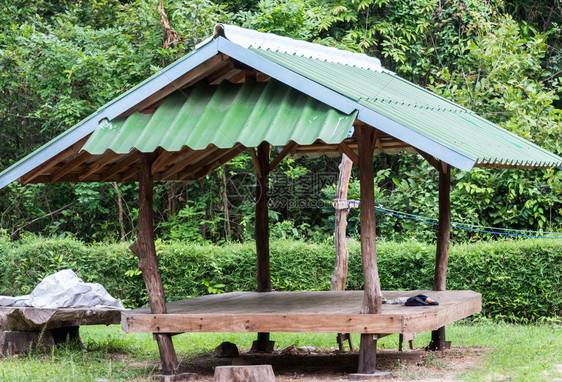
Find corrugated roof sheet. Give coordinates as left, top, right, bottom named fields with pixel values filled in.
left=82, top=79, right=357, bottom=155
left=249, top=47, right=562, bottom=168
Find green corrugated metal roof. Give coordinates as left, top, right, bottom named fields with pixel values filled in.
left=250, top=47, right=562, bottom=168
left=82, top=79, right=357, bottom=155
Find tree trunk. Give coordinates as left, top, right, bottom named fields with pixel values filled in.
left=130, top=153, right=179, bottom=374
left=356, top=126, right=382, bottom=374
left=428, top=162, right=451, bottom=351
left=331, top=154, right=353, bottom=291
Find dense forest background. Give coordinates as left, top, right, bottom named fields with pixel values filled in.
left=0, top=0, right=561, bottom=243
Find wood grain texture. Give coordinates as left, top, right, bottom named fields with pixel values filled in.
left=0, top=307, right=120, bottom=331
left=122, top=290, right=481, bottom=335
left=332, top=154, right=353, bottom=292
left=122, top=313, right=402, bottom=334
left=429, top=162, right=452, bottom=349
left=131, top=153, right=178, bottom=374
left=214, top=365, right=275, bottom=382
left=255, top=142, right=271, bottom=293
left=434, top=162, right=451, bottom=291
left=357, top=125, right=383, bottom=314
left=357, top=334, right=377, bottom=374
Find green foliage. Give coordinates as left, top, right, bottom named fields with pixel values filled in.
left=1, top=0, right=561, bottom=243
left=1, top=236, right=560, bottom=321
left=235, top=0, right=320, bottom=39
left=431, top=16, right=562, bottom=154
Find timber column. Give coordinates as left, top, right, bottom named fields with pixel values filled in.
left=354, top=126, right=388, bottom=377
left=428, top=162, right=452, bottom=351
left=252, top=142, right=274, bottom=352
left=130, top=153, right=179, bottom=374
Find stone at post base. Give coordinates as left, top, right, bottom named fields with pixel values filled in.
left=152, top=373, right=198, bottom=381
left=348, top=371, right=392, bottom=380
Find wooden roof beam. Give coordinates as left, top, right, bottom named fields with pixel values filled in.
left=269, top=141, right=297, bottom=172
left=120, top=164, right=140, bottom=182
left=119, top=54, right=230, bottom=117
left=414, top=148, right=440, bottom=170
left=249, top=148, right=261, bottom=179
left=193, top=145, right=246, bottom=181
left=21, top=136, right=89, bottom=185
left=99, top=151, right=139, bottom=182
left=160, top=148, right=217, bottom=180
left=49, top=151, right=92, bottom=182
left=175, top=148, right=231, bottom=180
left=338, top=142, right=359, bottom=166
left=78, top=151, right=120, bottom=181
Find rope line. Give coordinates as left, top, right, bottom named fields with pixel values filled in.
left=335, top=199, right=562, bottom=239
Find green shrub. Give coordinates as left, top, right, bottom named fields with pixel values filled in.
left=0, top=236, right=560, bottom=321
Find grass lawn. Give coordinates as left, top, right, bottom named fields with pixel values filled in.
left=0, top=321, right=560, bottom=381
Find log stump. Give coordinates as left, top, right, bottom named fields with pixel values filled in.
left=213, top=365, right=275, bottom=382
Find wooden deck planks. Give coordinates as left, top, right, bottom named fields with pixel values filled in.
left=121, top=290, right=481, bottom=335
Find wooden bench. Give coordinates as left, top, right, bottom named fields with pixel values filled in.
left=0, top=306, right=121, bottom=355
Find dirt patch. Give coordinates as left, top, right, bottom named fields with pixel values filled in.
left=175, top=346, right=488, bottom=381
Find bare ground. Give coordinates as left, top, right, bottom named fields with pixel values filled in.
left=169, top=346, right=488, bottom=381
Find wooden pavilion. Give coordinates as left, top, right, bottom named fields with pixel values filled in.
left=1, top=24, right=561, bottom=378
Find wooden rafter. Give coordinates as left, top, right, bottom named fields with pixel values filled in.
left=78, top=151, right=120, bottom=181
left=228, top=70, right=247, bottom=84
left=99, top=152, right=139, bottom=182
left=269, top=141, right=297, bottom=172
left=256, top=72, right=271, bottom=82
left=338, top=142, right=359, bottom=166
left=178, top=147, right=239, bottom=181
left=193, top=145, right=246, bottom=181
left=22, top=136, right=89, bottom=184
left=120, top=54, right=229, bottom=117
left=205, top=61, right=234, bottom=84
left=414, top=148, right=439, bottom=170
left=120, top=165, right=140, bottom=182
left=160, top=148, right=217, bottom=180
left=151, top=149, right=177, bottom=175
left=249, top=148, right=261, bottom=179
left=49, top=151, right=92, bottom=182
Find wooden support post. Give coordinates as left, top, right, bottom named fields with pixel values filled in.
left=332, top=154, right=354, bottom=351
left=255, top=142, right=271, bottom=293
left=428, top=162, right=452, bottom=351
left=130, top=153, right=179, bottom=374
left=332, top=154, right=353, bottom=292
left=354, top=126, right=386, bottom=377
left=251, top=142, right=274, bottom=352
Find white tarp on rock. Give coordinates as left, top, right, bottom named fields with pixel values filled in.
left=0, top=269, right=124, bottom=310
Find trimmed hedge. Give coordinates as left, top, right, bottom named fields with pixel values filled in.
left=0, top=235, right=560, bottom=321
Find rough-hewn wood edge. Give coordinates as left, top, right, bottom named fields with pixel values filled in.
left=0, top=307, right=121, bottom=331
left=403, top=293, right=482, bottom=333
left=121, top=313, right=403, bottom=334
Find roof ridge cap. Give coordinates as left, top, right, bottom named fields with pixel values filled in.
left=202, top=23, right=389, bottom=73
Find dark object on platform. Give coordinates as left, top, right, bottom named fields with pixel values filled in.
left=405, top=294, right=439, bottom=306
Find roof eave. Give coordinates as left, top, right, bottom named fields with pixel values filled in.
left=0, top=39, right=221, bottom=190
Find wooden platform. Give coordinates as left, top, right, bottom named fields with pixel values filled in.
left=121, top=290, right=481, bottom=335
